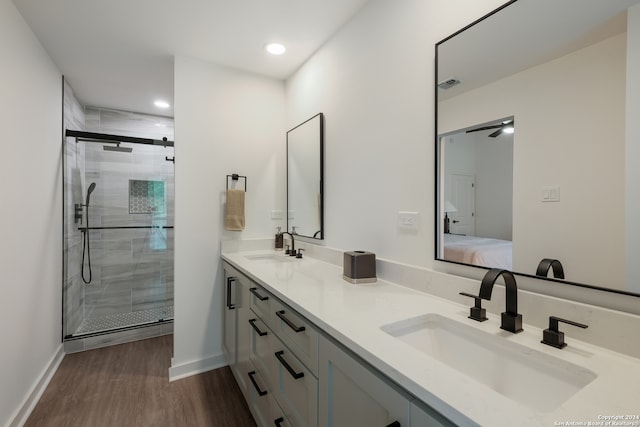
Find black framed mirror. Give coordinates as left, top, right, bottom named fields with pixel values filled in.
left=435, top=0, right=640, bottom=296
left=287, top=113, right=324, bottom=239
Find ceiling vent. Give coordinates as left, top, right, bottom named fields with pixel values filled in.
left=438, top=78, right=461, bottom=90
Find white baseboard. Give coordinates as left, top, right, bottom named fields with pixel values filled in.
left=8, top=344, right=65, bottom=427
left=168, top=352, right=228, bottom=382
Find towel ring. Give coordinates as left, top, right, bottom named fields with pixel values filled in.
left=226, top=174, right=247, bottom=192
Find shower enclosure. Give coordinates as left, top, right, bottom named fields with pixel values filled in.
left=63, top=130, right=175, bottom=343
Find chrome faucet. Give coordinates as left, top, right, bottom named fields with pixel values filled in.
left=282, top=231, right=296, bottom=256
left=479, top=268, right=523, bottom=333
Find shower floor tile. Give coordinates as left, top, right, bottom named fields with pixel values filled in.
left=74, top=306, right=174, bottom=335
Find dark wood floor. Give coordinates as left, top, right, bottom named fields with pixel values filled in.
left=25, top=335, right=256, bottom=427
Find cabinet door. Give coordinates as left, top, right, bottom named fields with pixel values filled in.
left=319, top=335, right=410, bottom=427
left=235, top=274, right=252, bottom=398
left=223, top=269, right=238, bottom=366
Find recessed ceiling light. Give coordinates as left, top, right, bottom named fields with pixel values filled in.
left=154, top=100, right=170, bottom=108
left=265, top=43, right=286, bottom=55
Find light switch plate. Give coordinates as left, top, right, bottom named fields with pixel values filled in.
left=542, top=186, right=560, bottom=202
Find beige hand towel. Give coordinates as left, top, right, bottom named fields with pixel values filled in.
left=225, top=189, right=245, bottom=231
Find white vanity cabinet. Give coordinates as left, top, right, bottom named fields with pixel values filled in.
left=222, top=264, right=252, bottom=399
left=223, top=261, right=453, bottom=427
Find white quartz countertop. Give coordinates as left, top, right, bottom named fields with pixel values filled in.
left=222, top=250, right=640, bottom=427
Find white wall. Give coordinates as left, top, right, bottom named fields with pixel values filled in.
left=286, top=0, right=506, bottom=266
left=0, top=1, right=63, bottom=425
left=443, top=131, right=513, bottom=240
left=475, top=134, right=513, bottom=240
left=626, top=5, right=640, bottom=293
left=172, top=56, right=285, bottom=377
left=439, top=33, right=626, bottom=289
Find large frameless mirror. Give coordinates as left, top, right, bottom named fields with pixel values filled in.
left=435, top=0, right=640, bottom=296
left=287, top=113, right=324, bottom=239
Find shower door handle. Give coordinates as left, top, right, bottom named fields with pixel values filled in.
left=226, top=277, right=236, bottom=310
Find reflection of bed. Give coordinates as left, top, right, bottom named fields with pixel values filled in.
left=443, top=234, right=512, bottom=270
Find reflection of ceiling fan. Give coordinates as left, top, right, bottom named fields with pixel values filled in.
left=466, top=120, right=515, bottom=138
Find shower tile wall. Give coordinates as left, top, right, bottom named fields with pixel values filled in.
left=63, top=80, right=86, bottom=337
left=82, top=107, right=175, bottom=324
left=85, top=107, right=174, bottom=140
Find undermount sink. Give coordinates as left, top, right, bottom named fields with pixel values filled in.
left=244, top=253, right=294, bottom=263
left=381, top=314, right=596, bottom=412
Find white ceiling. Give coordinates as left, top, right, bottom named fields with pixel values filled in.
left=14, top=0, right=371, bottom=117
left=437, top=0, right=639, bottom=101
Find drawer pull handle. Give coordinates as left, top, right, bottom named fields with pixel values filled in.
left=248, top=371, right=268, bottom=396
left=275, top=350, right=304, bottom=380
left=250, top=287, right=269, bottom=301
left=226, top=277, right=236, bottom=310
left=387, top=422, right=401, bottom=427
left=276, top=310, right=306, bottom=333
left=274, top=417, right=284, bottom=427
left=249, top=318, right=268, bottom=336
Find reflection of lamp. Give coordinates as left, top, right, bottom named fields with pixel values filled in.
left=444, top=200, right=458, bottom=234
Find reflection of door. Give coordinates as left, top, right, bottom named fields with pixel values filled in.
left=449, top=174, right=475, bottom=235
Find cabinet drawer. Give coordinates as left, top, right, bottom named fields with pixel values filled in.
left=271, top=300, right=319, bottom=376
left=270, top=397, right=295, bottom=427
left=246, top=367, right=272, bottom=427
left=246, top=361, right=297, bottom=427
left=250, top=284, right=274, bottom=328
left=271, top=344, right=318, bottom=427
left=249, top=315, right=277, bottom=391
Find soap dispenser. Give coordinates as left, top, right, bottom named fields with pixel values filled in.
left=275, top=227, right=284, bottom=250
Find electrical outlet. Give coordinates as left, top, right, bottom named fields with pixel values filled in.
left=398, top=211, right=419, bottom=229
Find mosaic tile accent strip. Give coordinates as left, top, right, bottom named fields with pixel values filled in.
left=75, top=306, right=174, bottom=335
left=129, top=179, right=165, bottom=214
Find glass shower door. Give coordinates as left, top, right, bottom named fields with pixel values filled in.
left=63, top=133, right=174, bottom=339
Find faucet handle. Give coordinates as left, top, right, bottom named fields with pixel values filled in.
left=541, top=316, right=588, bottom=349
left=459, top=292, right=488, bottom=322
left=296, top=248, right=305, bottom=259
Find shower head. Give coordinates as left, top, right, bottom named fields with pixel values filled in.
left=86, top=182, right=96, bottom=206
left=103, top=143, right=133, bottom=153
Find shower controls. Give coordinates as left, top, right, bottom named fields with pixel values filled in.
left=74, top=204, right=84, bottom=223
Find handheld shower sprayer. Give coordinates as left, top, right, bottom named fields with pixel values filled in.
left=74, top=182, right=97, bottom=224
left=81, top=182, right=97, bottom=284
left=86, top=182, right=96, bottom=206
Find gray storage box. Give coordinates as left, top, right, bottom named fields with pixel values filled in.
left=343, top=251, right=377, bottom=284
